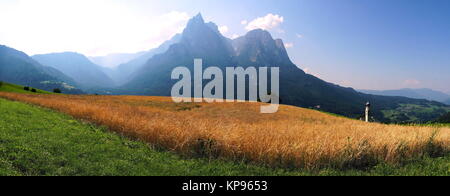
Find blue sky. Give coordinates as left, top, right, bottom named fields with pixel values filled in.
left=1, top=0, right=449, bottom=93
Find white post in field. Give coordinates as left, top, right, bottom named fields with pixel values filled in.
left=365, top=102, right=370, bottom=122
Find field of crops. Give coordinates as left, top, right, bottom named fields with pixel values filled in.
left=0, top=92, right=448, bottom=169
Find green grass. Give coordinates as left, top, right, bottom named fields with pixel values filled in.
left=0, top=81, right=53, bottom=94
left=382, top=103, right=450, bottom=124
left=0, top=98, right=448, bottom=176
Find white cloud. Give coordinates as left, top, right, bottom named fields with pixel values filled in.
left=219, top=25, right=229, bottom=35
left=0, top=0, right=190, bottom=56
left=241, top=20, right=248, bottom=25
left=245, top=13, right=284, bottom=31
left=296, top=34, right=304, bottom=38
left=284, top=42, right=294, bottom=48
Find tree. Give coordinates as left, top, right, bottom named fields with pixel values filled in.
left=435, top=112, right=450, bottom=123
left=53, top=88, right=62, bottom=93
left=31, top=88, right=37, bottom=93
left=24, top=86, right=30, bottom=91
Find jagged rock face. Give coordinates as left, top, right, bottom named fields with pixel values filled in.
left=123, top=13, right=307, bottom=96
left=232, top=29, right=296, bottom=69
left=180, top=14, right=235, bottom=65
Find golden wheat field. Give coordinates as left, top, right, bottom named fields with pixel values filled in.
left=0, top=92, right=448, bottom=169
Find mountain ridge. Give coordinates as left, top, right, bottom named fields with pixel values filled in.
left=95, top=34, right=183, bottom=85
left=0, top=45, right=83, bottom=94
left=359, top=88, right=450, bottom=105
left=32, top=52, right=115, bottom=89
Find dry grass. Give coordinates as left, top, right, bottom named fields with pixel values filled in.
left=0, top=92, right=448, bottom=169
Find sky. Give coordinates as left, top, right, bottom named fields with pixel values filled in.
left=0, top=0, right=449, bottom=93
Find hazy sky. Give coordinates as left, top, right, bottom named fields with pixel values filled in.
left=1, top=0, right=449, bottom=93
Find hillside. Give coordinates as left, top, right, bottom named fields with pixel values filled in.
left=0, top=81, right=53, bottom=94
left=0, top=45, right=83, bottom=94
left=1, top=97, right=448, bottom=176
left=1, top=92, right=448, bottom=170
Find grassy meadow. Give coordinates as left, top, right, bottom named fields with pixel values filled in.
left=0, top=81, right=53, bottom=94
left=0, top=92, right=448, bottom=173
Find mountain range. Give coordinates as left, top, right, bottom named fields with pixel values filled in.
left=118, top=13, right=450, bottom=123
left=0, top=45, right=83, bottom=94
left=359, top=89, right=450, bottom=105
left=1, top=13, right=449, bottom=123
left=32, top=52, right=115, bottom=89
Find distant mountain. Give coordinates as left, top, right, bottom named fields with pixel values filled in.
left=122, top=14, right=234, bottom=95
left=121, top=13, right=450, bottom=123
left=33, top=52, right=115, bottom=89
left=89, top=52, right=146, bottom=69
left=105, top=34, right=182, bottom=85
left=445, top=99, right=450, bottom=105
left=359, top=88, right=450, bottom=105
left=0, top=45, right=83, bottom=94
